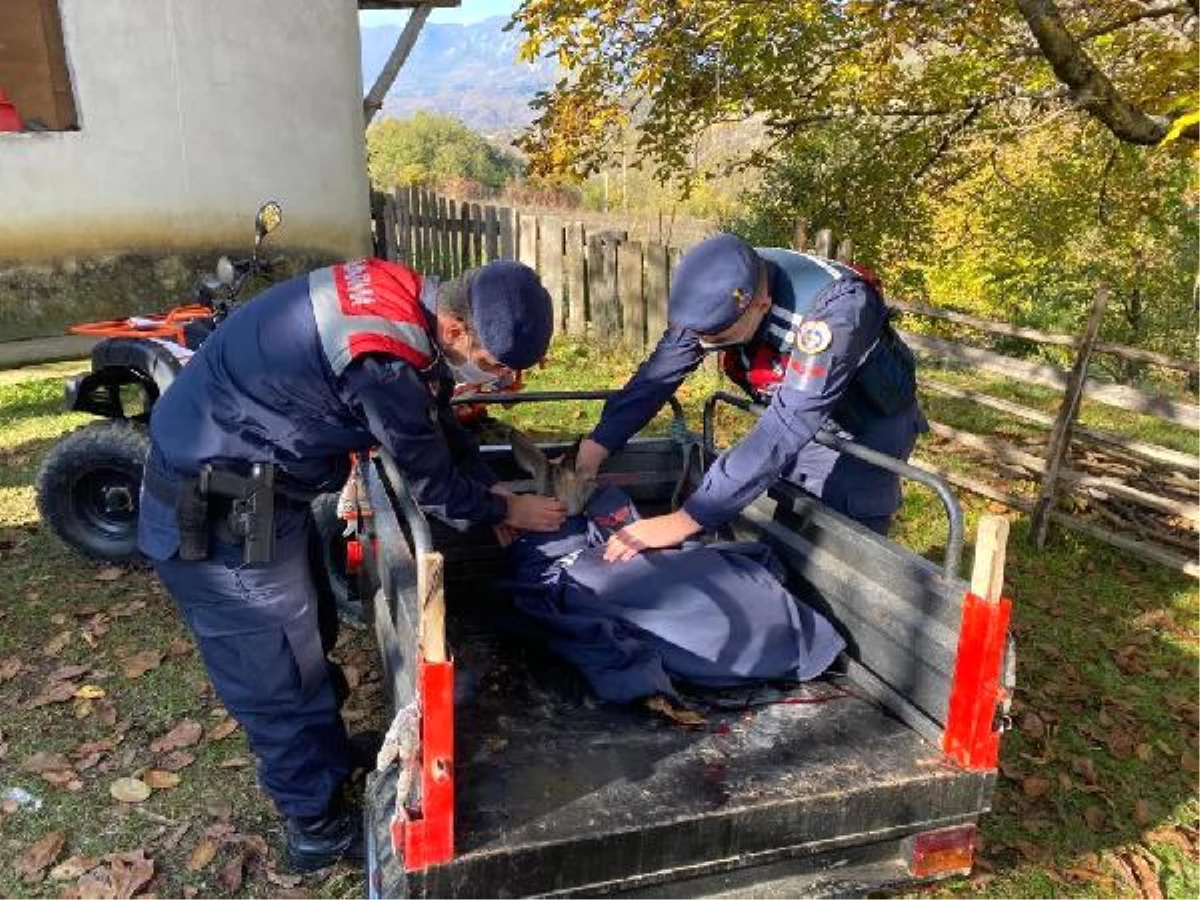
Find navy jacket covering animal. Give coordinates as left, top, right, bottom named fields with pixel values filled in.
left=590, top=246, right=926, bottom=535
left=135, top=259, right=526, bottom=821
left=505, top=486, right=846, bottom=704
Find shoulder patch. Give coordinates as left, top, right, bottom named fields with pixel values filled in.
left=795, top=320, right=832, bottom=355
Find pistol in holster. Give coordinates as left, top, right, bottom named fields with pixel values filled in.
left=176, top=463, right=277, bottom=565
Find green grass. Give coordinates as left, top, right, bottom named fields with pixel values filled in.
left=0, top=341, right=1196, bottom=898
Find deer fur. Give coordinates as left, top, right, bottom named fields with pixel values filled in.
left=508, top=427, right=597, bottom=516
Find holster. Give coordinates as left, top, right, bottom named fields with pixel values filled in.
left=173, top=463, right=278, bottom=565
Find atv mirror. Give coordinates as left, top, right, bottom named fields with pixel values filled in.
left=216, top=256, right=235, bottom=286
left=255, top=201, right=282, bottom=241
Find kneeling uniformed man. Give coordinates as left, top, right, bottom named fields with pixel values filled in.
left=572, top=233, right=926, bottom=562
left=138, top=257, right=565, bottom=870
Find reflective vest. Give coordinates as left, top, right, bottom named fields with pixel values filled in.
left=308, top=258, right=438, bottom=376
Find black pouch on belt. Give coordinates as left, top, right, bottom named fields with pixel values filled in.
left=175, top=477, right=211, bottom=561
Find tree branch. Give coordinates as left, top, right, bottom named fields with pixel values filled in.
left=1014, top=0, right=1184, bottom=144
left=1076, top=3, right=1195, bottom=42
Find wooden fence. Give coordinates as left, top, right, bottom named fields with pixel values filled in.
left=372, top=192, right=1199, bottom=575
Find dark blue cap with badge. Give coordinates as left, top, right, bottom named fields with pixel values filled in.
left=470, top=260, right=553, bottom=369
left=668, top=233, right=761, bottom=334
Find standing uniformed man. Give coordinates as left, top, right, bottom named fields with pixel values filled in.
left=571, top=233, right=925, bottom=562
left=137, top=257, right=565, bottom=870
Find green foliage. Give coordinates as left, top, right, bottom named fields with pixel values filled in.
left=366, top=112, right=520, bottom=192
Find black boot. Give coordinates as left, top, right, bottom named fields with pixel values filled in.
left=348, top=730, right=384, bottom=773
left=285, top=804, right=364, bottom=872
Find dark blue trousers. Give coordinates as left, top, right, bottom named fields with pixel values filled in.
left=152, top=511, right=350, bottom=818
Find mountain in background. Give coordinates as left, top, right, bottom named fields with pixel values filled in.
left=361, top=15, right=557, bottom=137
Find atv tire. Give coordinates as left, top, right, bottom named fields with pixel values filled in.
left=36, top=419, right=150, bottom=564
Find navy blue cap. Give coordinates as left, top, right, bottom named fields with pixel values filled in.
left=668, top=233, right=761, bottom=334
left=469, top=260, right=553, bottom=369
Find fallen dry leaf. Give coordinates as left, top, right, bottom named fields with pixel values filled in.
left=21, top=751, right=74, bottom=773
left=265, top=868, right=304, bottom=888
left=1134, top=799, right=1154, bottom=827
left=645, top=695, right=707, bottom=727
left=166, top=638, right=192, bottom=657
left=160, top=820, right=192, bottom=851
left=108, top=600, right=146, bottom=618
left=40, top=770, right=84, bottom=791
left=1084, top=805, right=1107, bottom=830
left=0, top=656, right=22, bottom=682
left=94, top=567, right=124, bottom=581
left=49, top=855, right=100, bottom=881
left=109, top=778, right=151, bottom=803
left=219, top=755, right=252, bottom=769
left=96, top=699, right=118, bottom=727
left=207, top=718, right=239, bottom=742
left=157, top=750, right=195, bottom=772
left=103, top=849, right=155, bottom=899
left=1124, top=849, right=1164, bottom=900
left=41, top=631, right=72, bottom=656
left=122, top=650, right=164, bottom=680
left=206, top=799, right=233, bottom=820
left=15, top=830, right=67, bottom=880
left=24, top=679, right=79, bottom=709
left=1022, top=776, right=1051, bottom=799
left=149, top=719, right=202, bottom=753
left=74, top=684, right=106, bottom=700
left=47, top=664, right=90, bottom=682
left=187, top=838, right=218, bottom=872
left=1181, top=751, right=1199, bottom=773
left=143, top=770, right=181, bottom=790
left=218, top=851, right=245, bottom=893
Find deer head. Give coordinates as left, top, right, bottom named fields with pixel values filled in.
left=508, top=427, right=597, bottom=516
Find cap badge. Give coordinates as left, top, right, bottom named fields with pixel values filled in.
left=731, top=286, right=752, bottom=312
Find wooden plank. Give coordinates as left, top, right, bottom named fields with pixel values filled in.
left=539, top=217, right=565, bottom=333
left=835, top=237, right=854, bottom=263
left=418, top=551, right=446, bottom=663
left=436, top=195, right=450, bottom=278
left=565, top=222, right=587, bottom=338
left=498, top=207, right=516, bottom=260
left=447, top=198, right=460, bottom=276
left=814, top=228, right=834, bottom=258
left=792, top=219, right=809, bottom=253
left=900, top=330, right=1200, bottom=428
left=644, top=242, right=669, bottom=341
left=895, top=301, right=1198, bottom=373
left=619, top=240, right=645, bottom=349
left=970, top=516, right=1009, bottom=602
left=468, top=202, right=482, bottom=268
left=518, top=214, right=539, bottom=269
left=1032, top=284, right=1108, bottom=546
left=927, top=419, right=1200, bottom=522
left=484, top=205, right=499, bottom=262
left=383, top=195, right=399, bottom=261
left=921, top=377, right=1200, bottom=474
left=394, top=187, right=410, bottom=264
left=911, top=456, right=1199, bottom=577
left=588, top=235, right=621, bottom=343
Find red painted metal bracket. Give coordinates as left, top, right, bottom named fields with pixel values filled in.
left=391, top=659, right=455, bottom=871
left=942, top=591, right=1012, bottom=770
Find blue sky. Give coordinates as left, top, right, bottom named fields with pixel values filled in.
left=358, top=0, right=518, bottom=28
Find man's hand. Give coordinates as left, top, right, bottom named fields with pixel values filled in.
left=575, top=438, right=609, bottom=481
left=604, top=510, right=702, bottom=562
left=493, top=523, right=521, bottom=547
left=504, top=493, right=567, bottom=532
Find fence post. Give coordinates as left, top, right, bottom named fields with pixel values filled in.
left=619, top=240, right=645, bottom=350
left=418, top=189, right=432, bottom=271
left=792, top=219, right=809, bottom=253
left=589, top=234, right=620, bottom=343
left=498, top=207, right=516, bottom=260
left=1031, top=283, right=1110, bottom=548
left=436, top=195, right=450, bottom=277
left=539, top=217, right=565, bottom=333
left=447, top=198, right=460, bottom=276
left=836, top=236, right=853, bottom=263
left=814, top=228, right=834, bottom=258
left=566, top=222, right=587, bottom=338
left=518, top=214, right=539, bottom=270
left=483, top=206, right=499, bottom=262
left=466, top=202, right=481, bottom=268
left=644, top=242, right=669, bottom=341
left=393, top=187, right=410, bottom=263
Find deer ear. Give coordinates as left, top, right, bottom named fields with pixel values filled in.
left=508, top=426, right=551, bottom=482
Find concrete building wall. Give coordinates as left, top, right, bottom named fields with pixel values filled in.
left=0, top=0, right=374, bottom=340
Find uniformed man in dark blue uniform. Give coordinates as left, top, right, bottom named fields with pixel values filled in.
left=137, top=257, right=564, bottom=870
left=571, top=233, right=925, bottom=562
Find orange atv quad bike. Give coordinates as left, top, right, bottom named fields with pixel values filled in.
left=35, top=201, right=284, bottom=566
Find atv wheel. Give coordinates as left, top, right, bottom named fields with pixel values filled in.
left=311, top=491, right=360, bottom=623
left=36, top=420, right=150, bottom=563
